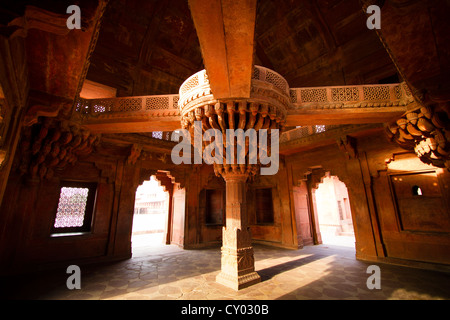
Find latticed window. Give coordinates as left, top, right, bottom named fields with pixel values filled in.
left=315, top=125, right=326, bottom=133
left=152, top=131, right=163, bottom=139
left=171, top=130, right=182, bottom=142
left=52, top=182, right=96, bottom=234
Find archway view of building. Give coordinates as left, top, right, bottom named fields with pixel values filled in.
left=314, top=173, right=355, bottom=247
left=1, top=0, right=450, bottom=301
left=132, top=176, right=169, bottom=248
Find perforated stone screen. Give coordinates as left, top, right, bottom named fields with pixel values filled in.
left=54, top=187, right=89, bottom=228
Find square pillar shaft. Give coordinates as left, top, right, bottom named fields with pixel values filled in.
left=216, top=173, right=261, bottom=290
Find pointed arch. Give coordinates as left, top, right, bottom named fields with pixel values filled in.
left=293, top=166, right=355, bottom=248
left=134, top=168, right=186, bottom=247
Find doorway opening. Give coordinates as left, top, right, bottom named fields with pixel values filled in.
left=132, top=175, right=169, bottom=249
left=314, top=173, right=355, bottom=248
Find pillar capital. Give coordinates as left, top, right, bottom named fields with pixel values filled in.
left=214, top=164, right=256, bottom=182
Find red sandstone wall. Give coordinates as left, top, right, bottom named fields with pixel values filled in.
left=0, top=159, right=127, bottom=274
left=293, top=182, right=314, bottom=246
left=181, top=164, right=299, bottom=250
left=247, top=169, right=298, bottom=249
left=171, top=186, right=186, bottom=247
left=1, top=128, right=449, bottom=275
left=285, top=130, right=450, bottom=266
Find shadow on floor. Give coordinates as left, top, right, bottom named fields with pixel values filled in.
left=258, top=254, right=323, bottom=282
left=1, top=243, right=450, bottom=300
left=271, top=246, right=450, bottom=300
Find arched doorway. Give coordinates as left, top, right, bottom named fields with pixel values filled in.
left=293, top=168, right=356, bottom=249
left=314, top=173, right=355, bottom=248
left=132, top=176, right=169, bottom=248
left=131, top=170, right=186, bottom=253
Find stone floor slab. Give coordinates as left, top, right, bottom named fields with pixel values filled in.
left=1, top=243, right=450, bottom=300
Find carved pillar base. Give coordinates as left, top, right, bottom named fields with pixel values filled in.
left=216, top=246, right=261, bottom=290
left=215, top=171, right=261, bottom=290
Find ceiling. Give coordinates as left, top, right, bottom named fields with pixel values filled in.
left=86, top=0, right=204, bottom=97
left=84, top=0, right=399, bottom=98
left=254, top=0, right=398, bottom=87
left=3, top=0, right=448, bottom=104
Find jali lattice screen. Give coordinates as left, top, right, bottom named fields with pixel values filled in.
left=54, top=187, right=89, bottom=228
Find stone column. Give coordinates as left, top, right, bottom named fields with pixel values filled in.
left=216, top=171, right=261, bottom=290
left=178, top=67, right=290, bottom=290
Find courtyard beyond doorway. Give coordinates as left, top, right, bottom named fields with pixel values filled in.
left=132, top=176, right=169, bottom=250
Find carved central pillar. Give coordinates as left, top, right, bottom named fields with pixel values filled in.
left=216, top=171, right=261, bottom=290
left=178, top=66, right=289, bottom=290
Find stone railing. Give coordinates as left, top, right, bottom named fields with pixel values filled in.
left=178, top=69, right=211, bottom=109
left=279, top=125, right=341, bottom=143
left=177, top=66, right=291, bottom=125
left=72, top=67, right=414, bottom=131
left=177, top=65, right=291, bottom=113
left=73, top=94, right=180, bottom=119
left=252, top=65, right=290, bottom=95
left=289, top=82, right=414, bottom=109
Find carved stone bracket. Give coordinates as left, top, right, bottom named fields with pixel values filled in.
left=127, top=144, right=142, bottom=165
left=94, top=161, right=116, bottom=184
left=337, top=135, right=358, bottom=159
left=24, top=92, right=74, bottom=127
left=386, top=103, right=450, bottom=169
left=179, top=67, right=289, bottom=135
left=17, top=117, right=100, bottom=179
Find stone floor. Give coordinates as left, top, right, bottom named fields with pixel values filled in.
left=2, top=237, right=450, bottom=300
